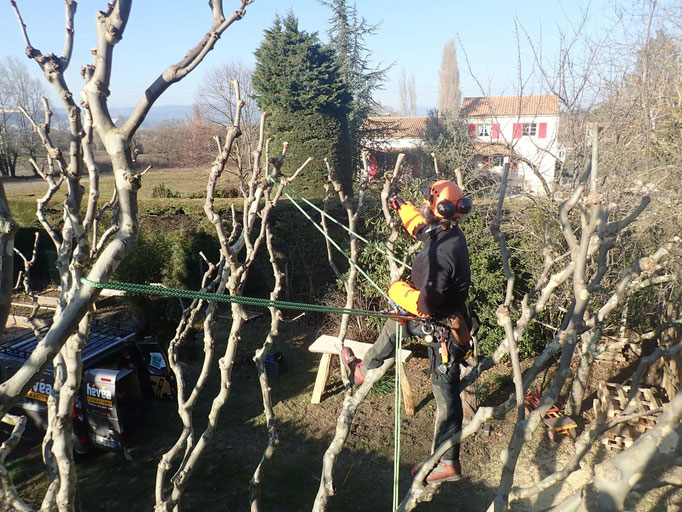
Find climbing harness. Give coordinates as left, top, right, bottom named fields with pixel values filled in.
left=423, top=320, right=454, bottom=376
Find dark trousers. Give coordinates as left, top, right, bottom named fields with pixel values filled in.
left=361, top=319, right=462, bottom=462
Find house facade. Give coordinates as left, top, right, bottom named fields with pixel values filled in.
left=364, top=115, right=429, bottom=178
left=461, top=95, right=561, bottom=194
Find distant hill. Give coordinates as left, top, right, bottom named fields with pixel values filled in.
left=53, top=104, right=432, bottom=127
left=54, top=104, right=194, bottom=128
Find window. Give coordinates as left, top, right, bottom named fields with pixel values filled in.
left=522, top=123, right=537, bottom=136
left=513, top=122, right=547, bottom=138
left=490, top=155, right=505, bottom=167
left=476, top=124, right=491, bottom=137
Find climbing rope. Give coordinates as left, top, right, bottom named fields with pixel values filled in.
left=393, top=323, right=403, bottom=511
left=83, top=276, right=411, bottom=499
left=269, top=174, right=411, bottom=270
left=274, top=183, right=390, bottom=301
left=85, top=176, right=416, bottom=503
left=81, top=278, right=415, bottom=321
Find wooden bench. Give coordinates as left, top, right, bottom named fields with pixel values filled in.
left=308, top=335, right=415, bottom=416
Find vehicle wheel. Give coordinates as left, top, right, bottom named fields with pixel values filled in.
left=569, top=428, right=577, bottom=440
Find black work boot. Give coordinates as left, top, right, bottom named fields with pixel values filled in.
left=341, top=347, right=365, bottom=386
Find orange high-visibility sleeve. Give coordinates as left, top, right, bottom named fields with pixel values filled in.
left=388, top=281, right=426, bottom=318
left=397, top=201, right=426, bottom=237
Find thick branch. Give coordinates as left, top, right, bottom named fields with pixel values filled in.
left=122, top=1, right=253, bottom=137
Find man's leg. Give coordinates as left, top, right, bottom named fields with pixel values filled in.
left=361, top=319, right=425, bottom=374
left=427, top=365, right=463, bottom=482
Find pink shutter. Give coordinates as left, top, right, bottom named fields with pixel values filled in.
left=512, top=123, right=522, bottom=138
left=468, top=124, right=476, bottom=136
left=538, top=122, right=547, bottom=138
left=492, top=124, right=500, bottom=139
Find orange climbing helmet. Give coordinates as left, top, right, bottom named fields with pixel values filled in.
left=425, top=180, right=472, bottom=219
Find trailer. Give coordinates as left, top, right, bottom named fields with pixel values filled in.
left=0, top=321, right=175, bottom=454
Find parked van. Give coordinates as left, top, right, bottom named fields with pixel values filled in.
left=0, top=321, right=175, bottom=453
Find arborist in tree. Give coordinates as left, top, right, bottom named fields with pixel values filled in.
left=342, top=179, right=474, bottom=484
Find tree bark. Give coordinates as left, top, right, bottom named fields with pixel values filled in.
left=0, top=182, right=17, bottom=332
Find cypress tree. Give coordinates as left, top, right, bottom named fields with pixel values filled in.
left=253, top=13, right=352, bottom=195
left=320, top=0, right=388, bottom=177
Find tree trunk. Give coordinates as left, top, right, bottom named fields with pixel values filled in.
left=0, top=182, right=18, bottom=332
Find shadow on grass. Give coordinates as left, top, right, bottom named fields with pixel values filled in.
left=8, top=317, right=499, bottom=511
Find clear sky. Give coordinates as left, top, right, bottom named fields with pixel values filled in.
left=0, top=0, right=615, bottom=111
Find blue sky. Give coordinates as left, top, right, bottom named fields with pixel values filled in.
left=0, top=0, right=615, bottom=111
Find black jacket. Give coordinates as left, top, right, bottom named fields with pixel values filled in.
left=411, top=224, right=471, bottom=319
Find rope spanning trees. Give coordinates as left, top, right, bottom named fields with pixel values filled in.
left=80, top=278, right=415, bottom=321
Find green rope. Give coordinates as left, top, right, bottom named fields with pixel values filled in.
left=275, top=184, right=389, bottom=301
left=269, top=176, right=409, bottom=503
left=269, top=174, right=411, bottom=270
left=393, top=322, right=403, bottom=511
left=81, top=278, right=414, bottom=320
left=83, top=275, right=411, bottom=503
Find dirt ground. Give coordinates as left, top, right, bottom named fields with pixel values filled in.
left=2, top=302, right=676, bottom=511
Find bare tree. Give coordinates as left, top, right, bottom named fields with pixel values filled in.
left=195, top=59, right=261, bottom=183
left=138, top=119, right=184, bottom=164
left=438, top=39, right=461, bottom=115
left=0, top=1, right=254, bottom=510
left=0, top=57, right=46, bottom=177
left=399, top=69, right=417, bottom=116
left=0, top=183, right=18, bottom=331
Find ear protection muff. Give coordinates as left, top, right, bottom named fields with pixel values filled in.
left=425, top=180, right=472, bottom=219
left=435, top=196, right=473, bottom=219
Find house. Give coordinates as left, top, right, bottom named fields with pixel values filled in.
left=363, top=115, right=429, bottom=178
left=461, top=94, right=562, bottom=194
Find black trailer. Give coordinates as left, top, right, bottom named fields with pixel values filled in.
left=0, top=321, right=175, bottom=453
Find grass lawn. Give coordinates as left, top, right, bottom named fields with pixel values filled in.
left=8, top=301, right=671, bottom=512
left=3, top=164, right=243, bottom=227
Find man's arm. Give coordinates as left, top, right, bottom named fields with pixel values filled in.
left=387, top=281, right=426, bottom=317
left=389, top=193, right=426, bottom=238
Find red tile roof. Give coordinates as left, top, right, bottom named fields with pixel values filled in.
left=471, top=141, right=515, bottom=156
left=461, top=95, right=559, bottom=117
left=365, top=116, right=428, bottom=138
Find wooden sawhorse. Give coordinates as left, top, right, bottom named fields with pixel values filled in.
left=308, top=335, right=415, bottom=416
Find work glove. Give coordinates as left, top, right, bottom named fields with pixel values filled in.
left=451, top=342, right=473, bottom=365
left=388, top=192, right=407, bottom=211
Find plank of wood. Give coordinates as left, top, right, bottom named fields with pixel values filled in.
left=400, top=364, right=415, bottom=416
left=36, top=296, right=59, bottom=307
left=311, top=353, right=332, bottom=404
left=309, top=335, right=415, bottom=413
left=308, top=334, right=411, bottom=362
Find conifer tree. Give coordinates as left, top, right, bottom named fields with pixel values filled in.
left=253, top=12, right=352, bottom=194
left=320, top=0, right=388, bottom=173
left=438, top=39, right=461, bottom=115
